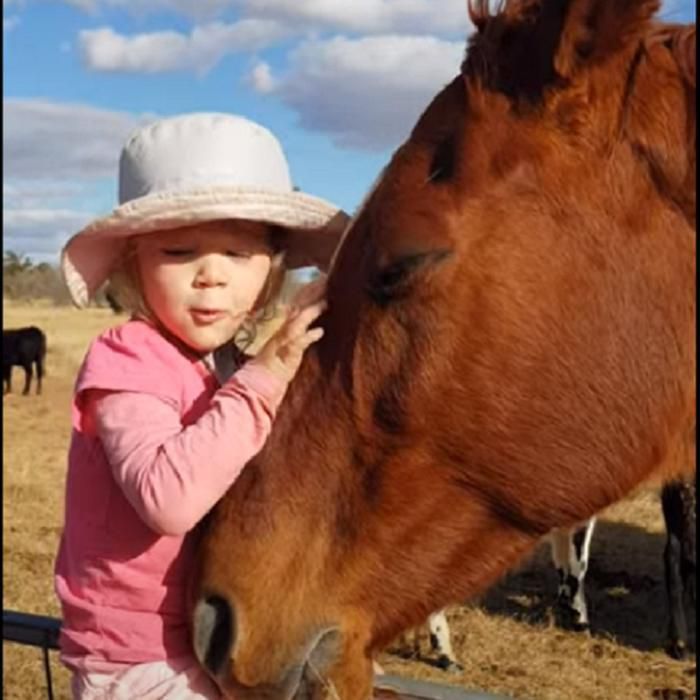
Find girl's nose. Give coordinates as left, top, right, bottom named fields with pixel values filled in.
left=194, top=254, right=228, bottom=288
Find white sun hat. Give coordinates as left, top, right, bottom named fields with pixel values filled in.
left=61, top=112, right=349, bottom=307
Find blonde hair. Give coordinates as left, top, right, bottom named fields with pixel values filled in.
left=106, top=227, right=287, bottom=353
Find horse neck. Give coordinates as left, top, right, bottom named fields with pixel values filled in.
left=253, top=347, right=357, bottom=515
left=252, top=340, right=406, bottom=562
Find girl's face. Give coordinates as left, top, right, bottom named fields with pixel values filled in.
left=135, top=220, right=273, bottom=353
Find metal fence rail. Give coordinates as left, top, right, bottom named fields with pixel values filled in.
left=3, top=610, right=61, bottom=700
left=3, top=609, right=512, bottom=700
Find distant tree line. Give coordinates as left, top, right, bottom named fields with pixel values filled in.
left=3, top=250, right=113, bottom=307
left=3, top=250, right=321, bottom=310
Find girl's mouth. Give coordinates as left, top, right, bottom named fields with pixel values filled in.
left=190, top=309, right=226, bottom=323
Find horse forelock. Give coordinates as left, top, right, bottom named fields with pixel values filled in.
left=463, top=0, right=664, bottom=104
left=463, top=0, right=562, bottom=102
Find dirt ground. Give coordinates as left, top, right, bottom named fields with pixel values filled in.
left=3, top=301, right=696, bottom=700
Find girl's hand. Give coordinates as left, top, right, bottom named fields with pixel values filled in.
left=250, top=277, right=327, bottom=384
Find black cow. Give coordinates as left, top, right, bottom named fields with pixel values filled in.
left=104, top=287, right=124, bottom=314
left=662, top=476, right=697, bottom=659
left=3, top=326, right=47, bottom=395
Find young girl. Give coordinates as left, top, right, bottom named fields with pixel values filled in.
left=54, top=112, right=349, bottom=699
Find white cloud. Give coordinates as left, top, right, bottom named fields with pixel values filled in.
left=54, top=0, right=470, bottom=32
left=271, top=35, right=464, bottom=150
left=79, top=19, right=289, bottom=73
left=248, top=60, right=276, bottom=93
left=3, top=99, right=155, bottom=261
left=65, top=0, right=235, bottom=20
left=3, top=98, right=152, bottom=179
left=55, top=0, right=693, bottom=32
left=4, top=208, right=92, bottom=226
left=241, top=0, right=470, bottom=36
left=3, top=208, right=94, bottom=259
left=4, top=181, right=88, bottom=210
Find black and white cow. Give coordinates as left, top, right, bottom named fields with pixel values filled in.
left=396, top=522, right=596, bottom=671
left=395, top=609, right=463, bottom=673
left=549, top=519, right=597, bottom=630
left=403, top=482, right=696, bottom=668
left=552, top=483, right=697, bottom=657
left=3, top=326, right=47, bottom=395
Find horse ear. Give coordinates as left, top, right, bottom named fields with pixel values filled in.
left=624, top=22, right=696, bottom=225
left=554, top=0, right=660, bottom=78
left=671, top=25, right=696, bottom=88
left=467, top=0, right=489, bottom=34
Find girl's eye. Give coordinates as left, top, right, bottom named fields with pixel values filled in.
left=162, top=248, right=195, bottom=257
left=227, top=251, right=251, bottom=259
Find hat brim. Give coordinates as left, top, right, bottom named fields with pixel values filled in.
left=61, top=186, right=349, bottom=307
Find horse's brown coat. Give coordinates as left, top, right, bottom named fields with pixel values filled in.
left=193, top=2, right=696, bottom=698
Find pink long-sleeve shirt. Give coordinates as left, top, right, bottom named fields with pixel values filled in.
left=54, top=319, right=286, bottom=671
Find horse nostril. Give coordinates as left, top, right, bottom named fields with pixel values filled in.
left=193, top=594, right=236, bottom=677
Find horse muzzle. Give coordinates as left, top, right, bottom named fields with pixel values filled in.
left=193, top=594, right=341, bottom=700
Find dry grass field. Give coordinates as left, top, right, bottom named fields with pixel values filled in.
left=3, top=300, right=696, bottom=700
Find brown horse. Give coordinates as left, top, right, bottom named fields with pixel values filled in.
left=193, top=1, right=696, bottom=697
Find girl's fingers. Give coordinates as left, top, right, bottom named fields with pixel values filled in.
left=283, top=301, right=326, bottom=338
left=276, top=316, right=325, bottom=351
left=300, top=327, right=324, bottom=347
left=290, top=277, right=327, bottom=309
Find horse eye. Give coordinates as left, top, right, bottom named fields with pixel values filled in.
left=368, top=259, right=414, bottom=305
left=368, top=252, right=450, bottom=306
left=162, top=248, right=194, bottom=257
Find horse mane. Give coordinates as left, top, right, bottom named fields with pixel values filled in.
left=462, top=2, right=695, bottom=223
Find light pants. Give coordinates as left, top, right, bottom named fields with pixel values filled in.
left=71, top=656, right=222, bottom=699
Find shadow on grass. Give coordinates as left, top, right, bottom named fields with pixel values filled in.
left=475, top=519, right=696, bottom=656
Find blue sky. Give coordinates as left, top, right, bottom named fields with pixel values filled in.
left=3, top=0, right=696, bottom=263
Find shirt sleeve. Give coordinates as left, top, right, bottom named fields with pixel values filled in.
left=90, top=363, right=288, bottom=537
